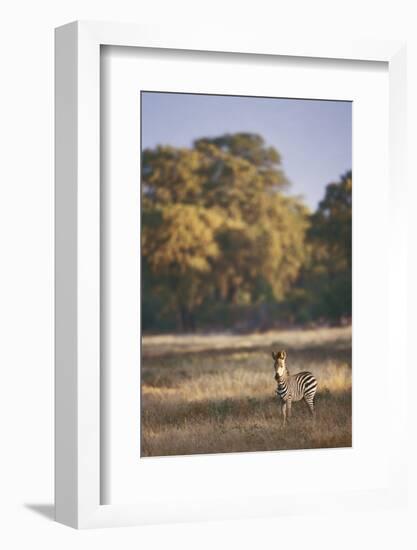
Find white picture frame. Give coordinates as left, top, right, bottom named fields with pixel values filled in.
left=55, top=21, right=407, bottom=529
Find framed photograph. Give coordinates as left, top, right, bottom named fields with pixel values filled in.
left=138, top=91, right=353, bottom=456
left=55, top=21, right=407, bottom=528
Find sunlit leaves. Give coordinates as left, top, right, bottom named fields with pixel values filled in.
left=141, top=133, right=309, bottom=329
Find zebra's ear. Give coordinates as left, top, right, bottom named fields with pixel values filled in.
left=271, top=351, right=277, bottom=360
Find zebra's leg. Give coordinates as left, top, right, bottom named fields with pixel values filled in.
left=286, top=398, right=292, bottom=420
left=281, top=401, right=287, bottom=426
left=304, top=395, right=315, bottom=417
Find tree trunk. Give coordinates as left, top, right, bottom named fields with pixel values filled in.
left=179, top=304, right=196, bottom=332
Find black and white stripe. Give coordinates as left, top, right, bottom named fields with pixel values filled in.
left=272, top=351, right=318, bottom=424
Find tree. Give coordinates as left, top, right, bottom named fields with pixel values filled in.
left=294, top=171, right=352, bottom=323
left=142, top=203, right=223, bottom=330
left=194, top=132, right=288, bottom=190
left=141, top=133, right=309, bottom=331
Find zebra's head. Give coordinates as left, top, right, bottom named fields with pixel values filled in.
left=272, top=350, right=287, bottom=379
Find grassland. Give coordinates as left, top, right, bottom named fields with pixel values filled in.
left=141, top=326, right=352, bottom=457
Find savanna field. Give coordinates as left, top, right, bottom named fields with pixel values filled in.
left=141, top=326, right=352, bottom=457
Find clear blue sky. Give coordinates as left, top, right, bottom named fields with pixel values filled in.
left=141, top=92, right=351, bottom=210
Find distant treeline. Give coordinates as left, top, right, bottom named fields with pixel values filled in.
left=142, top=133, right=351, bottom=332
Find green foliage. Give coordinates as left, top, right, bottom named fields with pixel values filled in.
left=142, top=134, right=351, bottom=331
left=292, top=171, right=352, bottom=322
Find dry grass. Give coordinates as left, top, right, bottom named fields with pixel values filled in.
left=141, top=326, right=352, bottom=457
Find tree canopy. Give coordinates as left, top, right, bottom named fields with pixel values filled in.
left=288, top=171, right=352, bottom=323
left=142, top=133, right=351, bottom=331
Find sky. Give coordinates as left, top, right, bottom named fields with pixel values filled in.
left=141, top=92, right=352, bottom=210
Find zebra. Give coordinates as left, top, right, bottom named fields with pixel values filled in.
left=271, top=350, right=318, bottom=425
